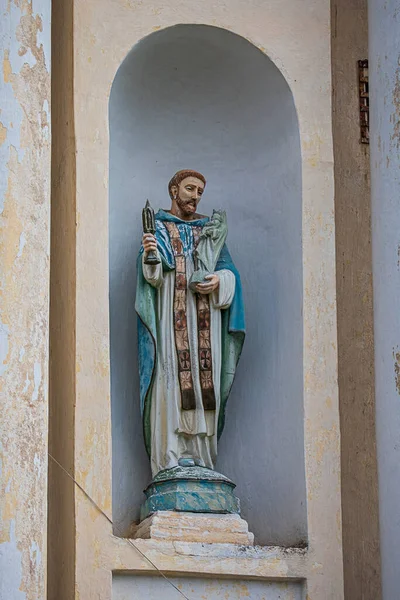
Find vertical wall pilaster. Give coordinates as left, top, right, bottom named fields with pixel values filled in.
left=47, top=0, right=76, bottom=598
left=332, top=1, right=382, bottom=598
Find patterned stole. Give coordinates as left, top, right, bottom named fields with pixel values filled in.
left=163, top=222, right=216, bottom=412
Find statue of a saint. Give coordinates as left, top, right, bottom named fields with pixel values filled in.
left=135, top=170, right=245, bottom=478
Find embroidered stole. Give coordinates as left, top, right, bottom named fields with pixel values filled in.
left=163, top=222, right=216, bottom=412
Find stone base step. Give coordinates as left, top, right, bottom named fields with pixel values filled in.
left=134, top=511, right=254, bottom=545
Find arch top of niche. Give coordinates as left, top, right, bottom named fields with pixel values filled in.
left=108, top=23, right=294, bottom=109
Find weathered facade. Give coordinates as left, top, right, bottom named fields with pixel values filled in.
left=0, top=2, right=51, bottom=600
left=1, top=0, right=399, bottom=599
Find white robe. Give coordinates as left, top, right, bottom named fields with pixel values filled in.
left=143, top=253, right=235, bottom=476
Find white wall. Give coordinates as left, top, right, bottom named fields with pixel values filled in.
left=369, top=1, right=400, bottom=598
left=109, top=24, right=306, bottom=545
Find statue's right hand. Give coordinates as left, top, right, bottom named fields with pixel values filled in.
left=142, top=233, right=157, bottom=254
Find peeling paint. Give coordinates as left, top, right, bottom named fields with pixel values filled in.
left=34, top=452, right=42, bottom=479
left=29, top=540, right=42, bottom=570
left=0, top=121, right=7, bottom=146
left=0, top=1, right=50, bottom=599
left=3, top=49, right=12, bottom=83
left=0, top=521, right=25, bottom=600
left=393, top=347, right=400, bottom=395
left=31, top=361, right=42, bottom=402
left=17, top=231, right=26, bottom=257
left=390, top=59, right=400, bottom=148
left=22, top=374, right=30, bottom=394
left=0, top=322, right=9, bottom=376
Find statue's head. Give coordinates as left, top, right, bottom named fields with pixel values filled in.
left=168, top=169, right=206, bottom=219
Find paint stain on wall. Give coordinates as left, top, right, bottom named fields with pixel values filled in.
left=3, top=49, right=12, bottom=83
left=391, top=59, right=400, bottom=148
left=0, top=122, right=7, bottom=146
left=394, top=347, right=400, bottom=395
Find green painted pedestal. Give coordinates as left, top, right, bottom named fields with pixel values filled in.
left=140, top=465, right=240, bottom=522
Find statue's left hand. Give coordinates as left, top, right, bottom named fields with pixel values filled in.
left=195, top=273, right=220, bottom=294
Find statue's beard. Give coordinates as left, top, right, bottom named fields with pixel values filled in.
left=177, top=197, right=198, bottom=215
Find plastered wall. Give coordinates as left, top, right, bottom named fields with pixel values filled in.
left=48, top=0, right=344, bottom=598
left=369, top=1, right=400, bottom=598
left=0, top=1, right=51, bottom=599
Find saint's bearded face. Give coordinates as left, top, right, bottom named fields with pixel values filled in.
left=173, top=176, right=205, bottom=217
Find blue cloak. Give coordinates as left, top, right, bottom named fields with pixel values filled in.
left=135, top=209, right=245, bottom=457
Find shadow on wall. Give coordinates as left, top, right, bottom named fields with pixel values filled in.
left=109, top=24, right=306, bottom=546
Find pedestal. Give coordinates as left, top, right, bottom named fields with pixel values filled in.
left=135, top=511, right=254, bottom=545
left=140, top=466, right=240, bottom=521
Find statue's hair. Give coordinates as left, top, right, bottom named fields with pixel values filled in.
left=168, top=169, right=206, bottom=198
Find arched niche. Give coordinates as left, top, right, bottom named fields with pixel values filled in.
left=109, top=24, right=306, bottom=545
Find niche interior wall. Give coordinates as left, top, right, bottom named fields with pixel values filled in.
left=109, top=24, right=306, bottom=546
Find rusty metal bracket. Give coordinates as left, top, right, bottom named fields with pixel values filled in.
left=358, top=60, right=369, bottom=144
